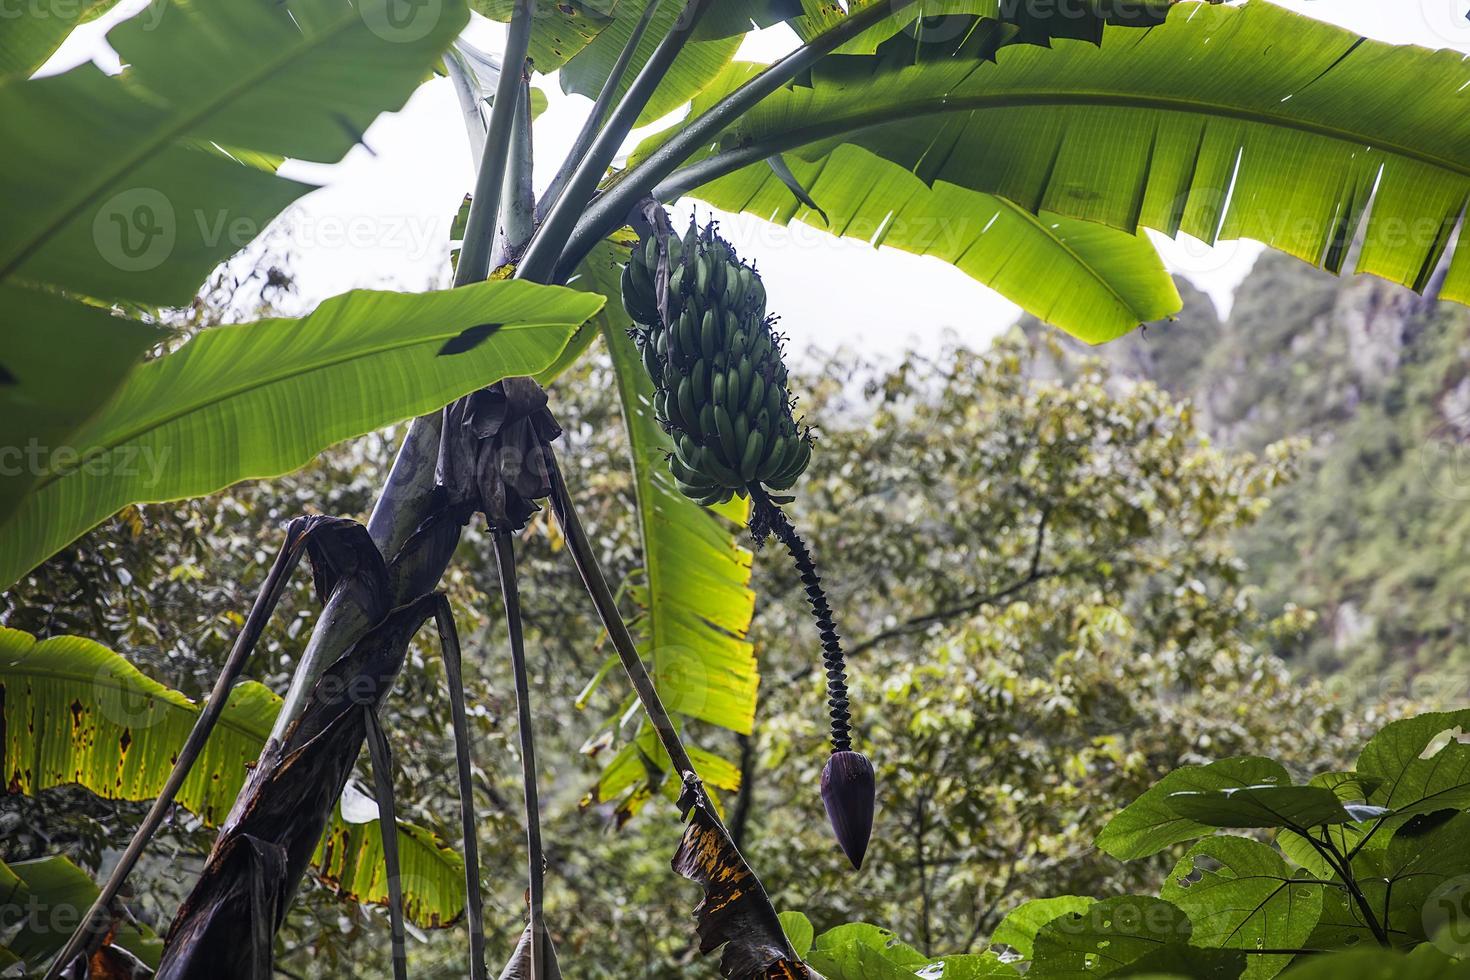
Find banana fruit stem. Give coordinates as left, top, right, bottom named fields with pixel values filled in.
left=752, top=494, right=852, bottom=754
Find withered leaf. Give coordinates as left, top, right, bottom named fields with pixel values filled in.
left=496, top=922, right=563, bottom=980
left=672, top=778, right=820, bottom=980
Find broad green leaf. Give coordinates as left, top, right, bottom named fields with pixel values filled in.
left=683, top=134, right=1182, bottom=343
left=1309, top=810, right=1470, bottom=950
left=807, top=923, right=929, bottom=980
left=694, top=0, right=803, bottom=41
left=0, top=0, right=118, bottom=80
left=469, top=1, right=800, bottom=75
left=0, top=854, right=161, bottom=969
left=916, top=953, right=1018, bottom=978
left=1160, top=836, right=1321, bottom=980
left=1166, top=784, right=1386, bottom=831
left=1281, top=947, right=1470, bottom=980
left=1116, top=944, right=1246, bottom=979
left=677, top=2, right=1470, bottom=322
left=0, top=626, right=465, bottom=928
left=1096, top=757, right=1291, bottom=860
left=1030, top=896, right=1191, bottom=979
left=468, top=0, right=615, bottom=75
left=991, top=896, right=1096, bottom=959
left=559, top=2, right=742, bottom=126
left=790, top=0, right=1178, bottom=55
left=602, top=277, right=759, bottom=733
left=1357, top=709, right=1470, bottom=821
left=1308, top=771, right=1385, bottom=804
left=557, top=236, right=753, bottom=811
left=779, top=910, right=815, bottom=959
left=594, top=727, right=741, bottom=805
left=0, top=286, right=161, bottom=527
left=0, top=280, right=603, bottom=590
left=2, top=0, right=468, bottom=307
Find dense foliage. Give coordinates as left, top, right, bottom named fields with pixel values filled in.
left=4, top=325, right=1425, bottom=975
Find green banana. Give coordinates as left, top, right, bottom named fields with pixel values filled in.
left=622, top=219, right=813, bottom=503
left=740, top=431, right=766, bottom=483
left=714, top=404, right=740, bottom=467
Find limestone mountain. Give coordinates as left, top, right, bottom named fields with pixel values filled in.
left=1026, top=251, right=1470, bottom=680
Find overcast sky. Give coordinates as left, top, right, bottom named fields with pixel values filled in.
left=48, top=0, right=1470, bottom=360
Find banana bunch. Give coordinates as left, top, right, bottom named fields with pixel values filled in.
left=622, top=222, right=812, bottom=506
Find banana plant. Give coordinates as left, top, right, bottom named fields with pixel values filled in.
left=9, top=0, right=1470, bottom=977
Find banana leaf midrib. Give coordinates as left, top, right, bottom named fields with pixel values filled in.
left=0, top=6, right=364, bottom=285
left=27, top=318, right=570, bottom=496
left=677, top=88, right=1470, bottom=192
left=987, top=197, right=1142, bottom=314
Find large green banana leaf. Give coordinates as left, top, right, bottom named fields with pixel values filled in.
left=0, top=289, right=163, bottom=528
left=1, top=0, right=468, bottom=308
left=0, top=0, right=118, bottom=81
left=656, top=58, right=1180, bottom=341
left=668, top=1, right=1470, bottom=313
left=0, top=853, right=162, bottom=970
left=559, top=3, right=744, bottom=127
left=0, top=627, right=466, bottom=928
left=1, top=0, right=471, bottom=567
left=469, top=0, right=801, bottom=77
left=0, top=280, right=604, bottom=591
left=792, top=0, right=1179, bottom=53
left=560, top=237, right=757, bottom=809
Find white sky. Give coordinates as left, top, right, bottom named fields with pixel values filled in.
left=46, top=0, right=1470, bottom=360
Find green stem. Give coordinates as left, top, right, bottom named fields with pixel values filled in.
left=538, top=0, right=665, bottom=219
left=431, top=597, right=487, bottom=980
left=517, top=0, right=716, bottom=284
left=545, top=454, right=697, bottom=779
left=43, top=520, right=314, bottom=980
left=497, top=71, right=537, bottom=262
left=363, top=705, right=408, bottom=980
left=1303, top=831, right=1389, bottom=946
left=456, top=6, right=532, bottom=287
left=555, top=0, right=921, bottom=279
left=493, top=530, right=549, bottom=978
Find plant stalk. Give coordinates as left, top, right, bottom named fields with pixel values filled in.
left=44, top=520, right=315, bottom=980
left=496, top=71, right=537, bottom=263
left=752, top=492, right=852, bottom=754
left=432, top=598, right=488, bottom=980
left=363, top=704, right=409, bottom=980
left=517, top=0, right=715, bottom=284
left=456, top=4, right=532, bottom=287
left=545, top=455, right=697, bottom=779
left=538, top=0, right=664, bottom=219
left=493, top=530, right=548, bottom=978
left=556, top=0, right=921, bottom=280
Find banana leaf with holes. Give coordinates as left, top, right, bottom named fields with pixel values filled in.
left=0, top=627, right=466, bottom=929
left=654, top=1, right=1470, bottom=340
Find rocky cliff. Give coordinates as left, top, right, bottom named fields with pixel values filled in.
left=1027, top=251, right=1470, bottom=680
